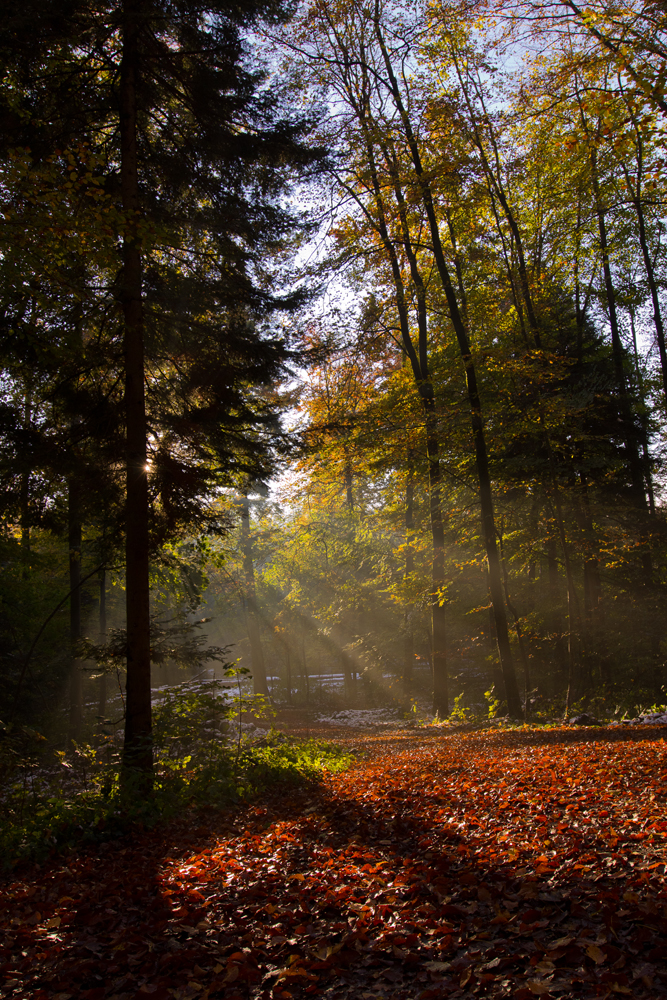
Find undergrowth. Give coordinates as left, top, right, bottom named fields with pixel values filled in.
left=0, top=725, right=353, bottom=872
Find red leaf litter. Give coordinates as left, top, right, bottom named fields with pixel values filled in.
left=2, top=726, right=667, bottom=999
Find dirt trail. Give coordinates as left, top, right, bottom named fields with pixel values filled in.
left=1, top=725, right=666, bottom=999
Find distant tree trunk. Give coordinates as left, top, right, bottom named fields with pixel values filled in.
left=546, top=471, right=582, bottom=717
left=403, top=455, right=414, bottom=701
left=344, top=451, right=354, bottom=512
left=499, top=520, right=531, bottom=719
left=425, top=404, right=448, bottom=718
left=301, top=636, right=309, bottom=705
left=365, top=131, right=450, bottom=716
left=487, top=601, right=505, bottom=706
left=241, top=494, right=268, bottom=697
left=20, top=390, right=31, bottom=577
left=590, top=148, right=651, bottom=531
left=383, top=45, right=521, bottom=717
left=547, top=534, right=567, bottom=683
left=68, top=482, right=83, bottom=739
left=386, top=107, right=521, bottom=713
left=97, top=567, right=107, bottom=718
left=342, top=649, right=354, bottom=702
left=619, top=90, right=667, bottom=411
left=285, top=646, right=292, bottom=705
left=121, top=0, right=152, bottom=778
left=628, top=309, right=656, bottom=514
left=578, top=476, right=604, bottom=691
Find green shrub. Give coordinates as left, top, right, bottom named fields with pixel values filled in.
left=0, top=719, right=353, bottom=871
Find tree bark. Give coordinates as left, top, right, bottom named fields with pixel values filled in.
left=98, top=567, right=107, bottom=718
left=241, top=494, right=269, bottom=697
left=68, top=482, right=83, bottom=739
left=120, top=0, right=153, bottom=777
left=403, top=453, right=414, bottom=702
left=590, top=149, right=648, bottom=503
left=20, top=390, right=31, bottom=577
left=426, top=407, right=448, bottom=717
left=620, top=97, right=667, bottom=410
left=590, top=147, right=653, bottom=584
left=499, top=520, right=531, bottom=719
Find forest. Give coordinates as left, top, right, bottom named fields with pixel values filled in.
left=2, top=2, right=667, bottom=999
left=2, top=0, right=667, bottom=747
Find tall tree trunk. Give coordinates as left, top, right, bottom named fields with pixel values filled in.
left=68, top=482, right=83, bottom=739
left=241, top=494, right=268, bottom=697
left=20, top=389, right=31, bottom=577
left=499, top=519, right=531, bottom=718
left=97, top=567, right=107, bottom=719
left=364, top=127, right=450, bottom=716
left=545, top=455, right=582, bottom=717
left=579, top=475, right=603, bottom=690
left=453, top=62, right=542, bottom=347
left=636, top=249, right=665, bottom=406
left=121, top=0, right=153, bottom=776
left=373, top=29, right=522, bottom=717
left=621, top=119, right=667, bottom=409
left=403, top=453, right=414, bottom=702
left=589, top=143, right=653, bottom=587
left=590, top=150, right=648, bottom=506
left=629, top=309, right=656, bottom=514
left=487, top=603, right=505, bottom=707
left=425, top=404, right=448, bottom=717
left=547, top=534, right=567, bottom=685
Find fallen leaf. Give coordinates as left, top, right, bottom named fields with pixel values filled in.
left=586, top=944, right=606, bottom=965
left=459, top=967, right=472, bottom=988
left=527, top=980, right=552, bottom=995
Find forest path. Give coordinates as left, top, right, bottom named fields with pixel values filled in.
left=1, top=725, right=667, bottom=1000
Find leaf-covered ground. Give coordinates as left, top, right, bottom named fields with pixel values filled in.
left=2, top=725, right=667, bottom=1000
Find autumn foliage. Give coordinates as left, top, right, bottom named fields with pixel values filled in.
left=2, top=725, right=666, bottom=999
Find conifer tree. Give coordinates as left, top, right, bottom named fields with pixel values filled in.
left=0, top=0, right=320, bottom=774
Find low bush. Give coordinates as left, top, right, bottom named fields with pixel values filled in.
left=0, top=718, right=352, bottom=871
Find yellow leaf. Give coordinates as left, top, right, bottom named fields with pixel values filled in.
left=46, top=916, right=61, bottom=929
left=527, top=981, right=551, bottom=995
left=586, top=944, right=606, bottom=965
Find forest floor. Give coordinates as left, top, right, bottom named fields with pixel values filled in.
left=1, top=721, right=667, bottom=1000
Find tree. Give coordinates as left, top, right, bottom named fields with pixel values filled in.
left=282, top=0, right=526, bottom=716
left=0, top=0, right=320, bottom=773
